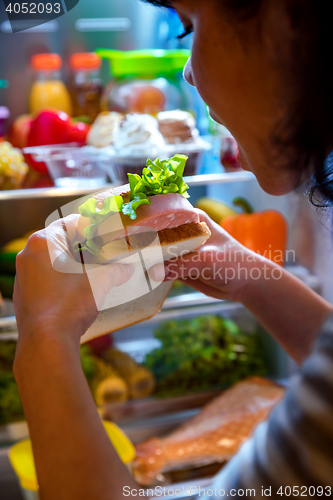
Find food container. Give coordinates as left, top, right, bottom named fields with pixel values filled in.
left=97, top=49, right=190, bottom=115
left=109, top=138, right=212, bottom=183
left=23, top=144, right=113, bottom=188
left=8, top=420, right=136, bottom=500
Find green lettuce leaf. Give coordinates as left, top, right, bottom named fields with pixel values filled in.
left=129, top=155, right=190, bottom=200
left=73, top=195, right=123, bottom=255
left=121, top=193, right=151, bottom=220
left=74, top=154, right=189, bottom=255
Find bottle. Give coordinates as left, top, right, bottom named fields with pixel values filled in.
left=69, top=53, right=103, bottom=123
left=29, top=54, right=72, bottom=115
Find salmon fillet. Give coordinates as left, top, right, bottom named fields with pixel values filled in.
left=131, top=377, right=284, bottom=485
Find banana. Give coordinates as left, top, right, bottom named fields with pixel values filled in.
left=1, top=231, right=35, bottom=254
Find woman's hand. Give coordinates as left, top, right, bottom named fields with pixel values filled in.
left=151, top=210, right=333, bottom=363
left=152, top=209, right=268, bottom=303
left=14, top=214, right=134, bottom=349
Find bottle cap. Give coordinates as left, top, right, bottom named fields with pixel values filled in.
left=31, top=54, right=62, bottom=71
left=70, top=53, right=101, bottom=70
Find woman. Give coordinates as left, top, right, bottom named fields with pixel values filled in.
left=13, top=1, right=333, bottom=498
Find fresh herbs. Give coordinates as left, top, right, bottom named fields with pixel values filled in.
left=74, top=154, right=189, bottom=255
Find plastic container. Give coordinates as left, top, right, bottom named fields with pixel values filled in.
left=23, top=144, right=111, bottom=188
left=69, top=53, right=103, bottom=123
left=9, top=420, right=136, bottom=500
left=109, top=138, right=212, bottom=183
left=29, top=54, right=72, bottom=115
left=97, top=49, right=190, bottom=115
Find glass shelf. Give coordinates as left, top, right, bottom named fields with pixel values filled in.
left=0, top=292, right=238, bottom=335
left=0, top=171, right=255, bottom=201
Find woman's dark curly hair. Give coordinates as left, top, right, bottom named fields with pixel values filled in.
left=143, top=0, right=333, bottom=208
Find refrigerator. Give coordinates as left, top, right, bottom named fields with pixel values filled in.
left=0, top=1, right=332, bottom=498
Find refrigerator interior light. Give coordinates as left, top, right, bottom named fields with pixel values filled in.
left=75, top=18, right=131, bottom=32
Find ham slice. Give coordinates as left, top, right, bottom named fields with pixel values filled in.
left=97, top=192, right=199, bottom=238
left=131, top=377, right=284, bottom=485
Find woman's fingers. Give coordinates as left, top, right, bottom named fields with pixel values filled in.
left=27, top=216, right=135, bottom=310
left=197, top=208, right=226, bottom=232
left=44, top=215, right=86, bottom=273
left=196, top=208, right=219, bottom=230
left=149, top=261, right=227, bottom=300
left=177, top=278, right=226, bottom=300
left=86, top=261, right=135, bottom=311
left=61, top=213, right=83, bottom=248
left=150, top=247, right=216, bottom=282
left=149, top=263, right=166, bottom=282
left=48, top=216, right=135, bottom=310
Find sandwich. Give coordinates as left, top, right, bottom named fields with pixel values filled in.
left=74, top=154, right=211, bottom=342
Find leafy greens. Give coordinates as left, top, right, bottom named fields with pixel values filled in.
left=144, top=315, right=267, bottom=396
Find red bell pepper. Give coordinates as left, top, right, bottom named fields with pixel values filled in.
left=67, top=121, right=91, bottom=144
left=26, top=110, right=71, bottom=173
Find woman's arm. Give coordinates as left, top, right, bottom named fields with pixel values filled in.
left=151, top=210, right=333, bottom=364
left=13, top=217, right=137, bottom=500
left=14, top=332, right=137, bottom=500
left=240, top=258, right=332, bottom=363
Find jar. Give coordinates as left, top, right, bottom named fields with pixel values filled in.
left=29, top=54, right=72, bottom=115
left=69, top=53, right=103, bottom=123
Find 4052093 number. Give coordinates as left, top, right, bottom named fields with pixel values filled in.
left=5, top=3, right=61, bottom=14
left=277, top=485, right=331, bottom=496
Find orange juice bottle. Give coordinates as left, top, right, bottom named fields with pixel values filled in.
left=29, top=54, right=72, bottom=115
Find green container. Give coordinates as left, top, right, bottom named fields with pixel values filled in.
left=96, top=49, right=190, bottom=78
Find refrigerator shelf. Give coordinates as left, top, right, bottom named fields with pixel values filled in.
left=0, top=263, right=322, bottom=335
left=0, top=292, right=237, bottom=336
left=0, top=389, right=221, bottom=446
left=0, top=171, right=255, bottom=201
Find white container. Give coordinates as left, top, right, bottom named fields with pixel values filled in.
left=24, top=144, right=113, bottom=188
left=108, top=138, right=212, bottom=183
